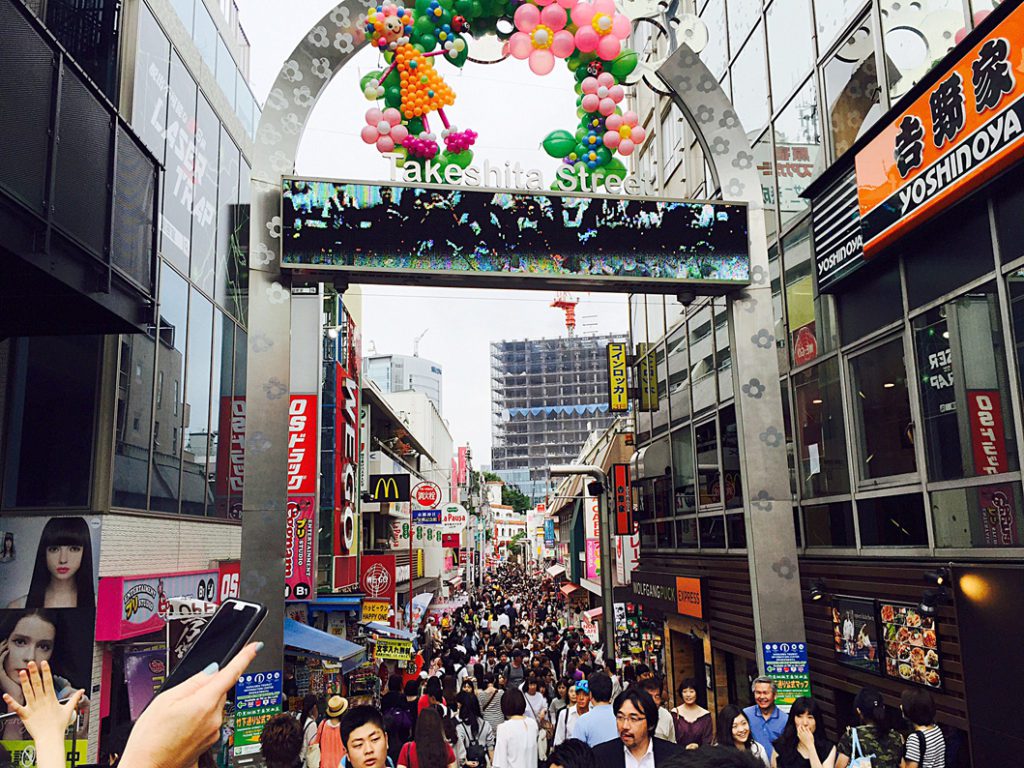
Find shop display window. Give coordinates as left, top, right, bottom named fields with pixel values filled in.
left=931, top=482, right=1024, bottom=548
left=857, top=492, right=929, bottom=546
left=731, top=24, right=770, bottom=138
left=672, top=426, right=697, bottom=515
left=676, top=517, right=699, bottom=548
left=726, top=512, right=747, bottom=548
left=803, top=500, right=856, bottom=546
left=880, top=0, right=965, bottom=102
left=785, top=222, right=838, bottom=367
left=794, top=357, right=851, bottom=497
left=914, top=289, right=1018, bottom=482
left=767, top=0, right=814, bottom=105
left=695, top=420, right=722, bottom=509
left=774, top=79, right=824, bottom=228
left=850, top=338, right=917, bottom=481
left=823, top=11, right=883, bottom=159
left=698, top=515, right=727, bottom=548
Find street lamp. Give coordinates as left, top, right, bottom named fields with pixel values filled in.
left=549, top=464, right=615, bottom=655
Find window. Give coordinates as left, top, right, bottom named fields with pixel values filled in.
left=814, top=0, right=869, bottom=55
left=720, top=406, right=743, bottom=509
left=169, top=0, right=193, bottom=33
left=132, top=3, right=171, bottom=161
left=689, top=307, right=716, bottom=413
left=728, top=0, right=760, bottom=52
left=931, top=482, right=1024, bottom=548
left=698, top=516, right=726, bottom=548
left=994, top=172, right=1024, bottom=265
left=672, top=426, right=696, bottom=515
left=794, top=358, right=850, bottom=497
left=193, top=3, right=218, bottom=73
left=774, top=79, right=823, bottom=227
left=755, top=132, right=778, bottom=242
left=769, top=242, right=786, bottom=371
left=767, top=0, right=814, bottom=104
left=849, top=338, right=917, bottom=480
left=803, top=501, right=856, bottom=546
left=667, top=326, right=690, bottom=421
left=215, top=128, right=241, bottom=317
left=695, top=420, right=721, bottom=509
left=114, top=331, right=155, bottom=509
left=881, top=0, right=965, bottom=101
left=2, top=336, right=100, bottom=509
left=190, top=95, right=219, bottom=295
left=784, top=221, right=838, bottom=366
left=823, top=12, right=882, bottom=158
left=837, top=261, right=903, bottom=345
left=150, top=265, right=189, bottom=513
left=699, top=0, right=728, bottom=78
left=731, top=25, right=770, bottom=137
left=914, top=289, right=1018, bottom=481
left=216, top=38, right=237, bottom=109
left=161, top=53, right=197, bottom=273
left=857, top=493, right=928, bottom=546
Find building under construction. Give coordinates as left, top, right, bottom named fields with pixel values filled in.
left=490, top=333, right=626, bottom=503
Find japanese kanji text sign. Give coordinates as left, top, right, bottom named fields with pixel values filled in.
left=637, top=343, right=659, bottom=411
left=611, top=463, right=632, bottom=536
left=607, top=342, right=629, bottom=412
left=855, top=1, right=1024, bottom=255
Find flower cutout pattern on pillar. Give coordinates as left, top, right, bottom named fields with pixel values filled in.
left=361, top=107, right=410, bottom=153
left=603, top=110, right=645, bottom=156
left=572, top=0, right=631, bottom=60
left=510, top=2, right=576, bottom=75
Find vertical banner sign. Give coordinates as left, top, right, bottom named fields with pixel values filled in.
left=583, top=492, right=601, bottom=579
left=762, top=643, right=811, bottom=710
left=234, top=671, right=283, bottom=757
left=607, top=342, right=629, bottom=412
left=637, top=343, right=659, bottom=410
left=215, top=395, right=246, bottom=519
left=611, top=463, right=632, bottom=535
left=360, top=554, right=397, bottom=623
left=285, top=496, right=315, bottom=599
left=544, top=518, right=556, bottom=547
left=978, top=483, right=1020, bottom=546
left=615, top=529, right=640, bottom=585
left=968, top=390, right=1008, bottom=475
left=288, top=395, right=318, bottom=494
left=336, top=312, right=360, bottom=557
left=854, top=1, right=1024, bottom=255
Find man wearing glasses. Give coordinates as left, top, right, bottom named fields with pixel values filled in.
left=592, top=688, right=683, bottom=768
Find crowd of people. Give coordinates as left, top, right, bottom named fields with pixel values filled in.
left=1, top=564, right=949, bottom=768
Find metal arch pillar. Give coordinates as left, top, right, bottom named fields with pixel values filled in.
left=657, top=47, right=806, bottom=666
left=241, top=0, right=804, bottom=675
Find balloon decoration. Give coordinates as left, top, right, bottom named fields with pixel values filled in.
left=361, top=0, right=647, bottom=189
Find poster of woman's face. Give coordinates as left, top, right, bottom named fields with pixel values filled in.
left=0, top=607, right=94, bottom=741
left=0, top=516, right=101, bottom=609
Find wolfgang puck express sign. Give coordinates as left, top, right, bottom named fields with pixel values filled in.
left=855, top=1, right=1024, bottom=255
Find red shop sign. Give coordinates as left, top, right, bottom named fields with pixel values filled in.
left=288, top=395, right=318, bottom=495
left=968, top=390, right=1008, bottom=475
left=611, top=463, right=632, bottom=536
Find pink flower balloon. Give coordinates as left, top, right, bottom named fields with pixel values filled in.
left=362, top=107, right=408, bottom=154
left=572, top=0, right=631, bottom=60
left=511, top=0, right=576, bottom=73
left=602, top=109, right=646, bottom=156
left=582, top=71, right=624, bottom=115
left=618, top=138, right=635, bottom=156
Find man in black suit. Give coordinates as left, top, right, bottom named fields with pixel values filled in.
left=592, top=687, right=684, bottom=768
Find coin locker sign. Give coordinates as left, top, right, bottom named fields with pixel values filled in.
left=607, top=343, right=629, bottom=412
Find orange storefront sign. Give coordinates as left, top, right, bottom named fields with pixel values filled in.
left=675, top=576, right=703, bottom=619
left=855, top=1, right=1024, bottom=256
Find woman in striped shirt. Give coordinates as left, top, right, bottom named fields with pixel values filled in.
left=900, top=689, right=946, bottom=768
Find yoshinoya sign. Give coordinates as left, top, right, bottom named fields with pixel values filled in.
left=855, top=0, right=1024, bottom=256
left=630, top=571, right=704, bottom=619
left=280, top=180, right=750, bottom=294
left=811, top=167, right=864, bottom=292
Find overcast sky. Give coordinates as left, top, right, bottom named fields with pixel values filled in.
left=236, top=0, right=631, bottom=461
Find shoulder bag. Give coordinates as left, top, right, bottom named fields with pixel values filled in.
left=850, top=727, right=875, bottom=768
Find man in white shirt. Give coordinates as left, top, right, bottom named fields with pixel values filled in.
left=553, top=681, right=592, bottom=746
left=639, top=677, right=676, bottom=744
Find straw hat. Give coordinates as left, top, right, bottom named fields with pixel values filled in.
left=326, top=695, right=349, bottom=718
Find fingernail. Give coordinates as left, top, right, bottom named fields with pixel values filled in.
left=255, top=641, right=265, bottom=653
left=203, top=662, right=219, bottom=675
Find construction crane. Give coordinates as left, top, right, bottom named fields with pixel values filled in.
left=551, top=292, right=578, bottom=337
left=413, top=328, right=429, bottom=357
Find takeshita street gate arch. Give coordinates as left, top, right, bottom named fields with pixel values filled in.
left=242, top=0, right=803, bottom=673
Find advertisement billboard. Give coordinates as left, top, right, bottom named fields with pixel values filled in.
left=335, top=311, right=360, bottom=558
left=281, top=180, right=750, bottom=293
left=607, top=343, right=629, bottom=412
left=360, top=554, right=397, bottom=608
left=285, top=496, right=316, bottom=600
left=287, top=395, right=318, bottom=495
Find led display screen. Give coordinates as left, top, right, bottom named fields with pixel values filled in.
left=280, top=179, right=749, bottom=293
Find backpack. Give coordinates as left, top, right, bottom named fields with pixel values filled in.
left=460, top=721, right=488, bottom=767
left=383, top=706, right=413, bottom=761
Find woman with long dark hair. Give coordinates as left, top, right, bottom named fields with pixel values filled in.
left=0, top=532, right=15, bottom=563
left=716, top=705, right=769, bottom=765
left=455, top=691, right=494, bottom=767
left=398, top=706, right=458, bottom=768
left=836, top=688, right=903, bottom=768
left=8, top=517, right=94, bottom=609
left=771, top=697, right=836, bottom=768
left=295, top=693, right=319, bottom=764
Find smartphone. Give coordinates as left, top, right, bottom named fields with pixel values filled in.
left=158, top=598, right=266, bottom=693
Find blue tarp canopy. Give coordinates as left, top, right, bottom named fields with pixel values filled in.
left=284, top=618, right=364, bottom=663
left=363, top=622, right=415, bottom=640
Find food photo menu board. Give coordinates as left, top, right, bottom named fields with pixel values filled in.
left=880, top=602, right=942, bottom=689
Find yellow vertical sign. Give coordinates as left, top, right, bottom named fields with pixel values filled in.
left=607, top=342, right=629, bottom=412
left=637, top=342, right=659, bottom=411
